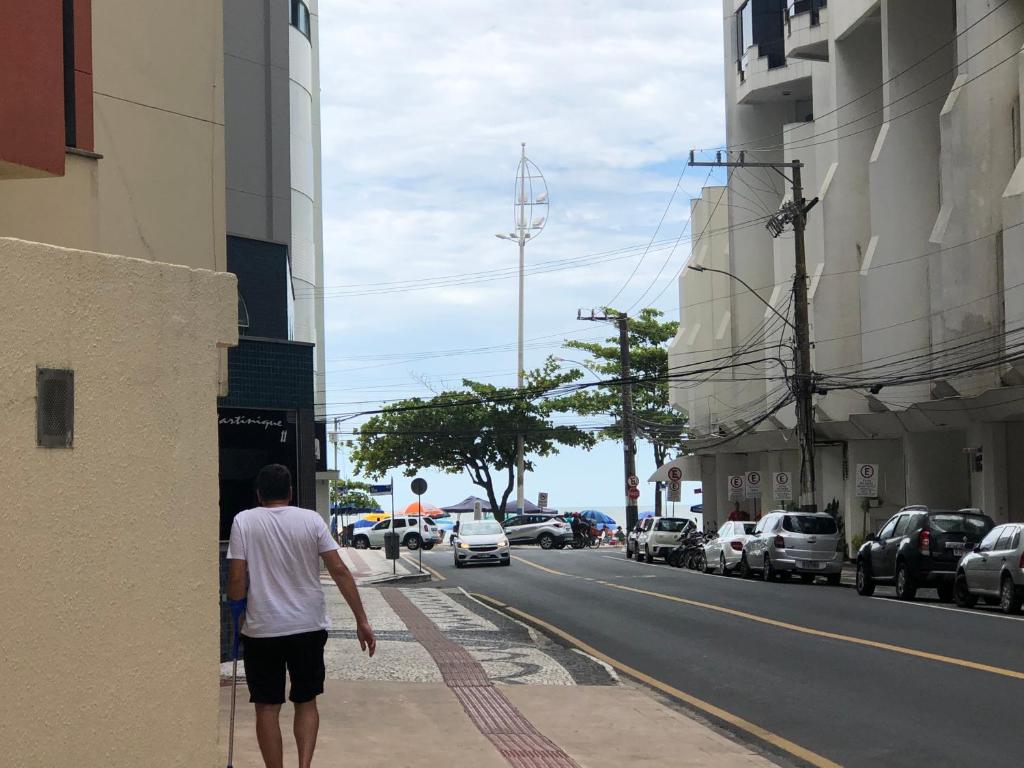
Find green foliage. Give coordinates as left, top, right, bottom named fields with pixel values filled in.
left=551, top=308, right=688, bottom=512
left=330, top=479, right=381, bottom=511
left=350, top=360, right=595, bottom=521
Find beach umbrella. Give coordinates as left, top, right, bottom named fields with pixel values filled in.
left=403, top=501, right=443, bottom=517
left=580, top=510, right=618, bottom=529
left=352, top=518, right=376, bottom=529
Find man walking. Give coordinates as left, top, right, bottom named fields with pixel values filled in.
left=227, top=464, right=376, bottom=768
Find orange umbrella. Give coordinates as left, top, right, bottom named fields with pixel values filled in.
left=403, top=501, right=442, bottom=517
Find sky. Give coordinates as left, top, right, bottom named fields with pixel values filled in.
left=317, top=0, right=727, bottom=512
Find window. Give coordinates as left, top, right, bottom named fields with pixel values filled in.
left=654, top=518, right=692, bottom=533
left=893, top=515, right=911, bottom=538
left=929, top=513, right=993, bottom=536
left=979, top=526, right=1003, bottom=553
left=718, top=523, right=732, bottom=536
left=1013, top=528, right=1022, bottom=550
left=504, top=517, right=522, bottom=528
left=996, top=528, right=1015, bottom=551
left=393, top=519, right=407, bottom=529
left=461, top=521, right=503, bottom=536
left=1012, top=97, right=1022, bottom=167
left=736, top=1, right=754, bottom=79
left=291, top=0, right=311, bottom=39
left=62, top=0, right=93, bottom=150
left=37, top=368, right=74, bottom=448
left=372, top=521, right=390, bottom=531
left=877, top=517, right=899, bottom=541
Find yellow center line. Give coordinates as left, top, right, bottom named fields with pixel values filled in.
left=511, top=555, right=574, bottom=577
left=600, top=581, right=1024, bottom=682
left=401, top=554, right=446, bottom=581
left=468, top=592, right=839, bottom=768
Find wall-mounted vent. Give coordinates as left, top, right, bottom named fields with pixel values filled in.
left=37, top=368, right=74, bottom=448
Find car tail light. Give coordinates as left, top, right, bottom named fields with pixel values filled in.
left=553, top=522, right=564, bottom=528
left=919, top=529, right=931, bottom=556
left=774, top=535, right=785, bottom=549
left=731, top=541, right=744, bottom=551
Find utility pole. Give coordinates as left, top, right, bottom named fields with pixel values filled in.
left=688, top=150, right=819, bottom=512
left=578, top=310, right=639, bottom=532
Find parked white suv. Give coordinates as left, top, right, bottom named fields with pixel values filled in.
left=353, top=516, right=440, bottom=551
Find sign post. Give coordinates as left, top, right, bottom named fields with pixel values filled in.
left=855, top=464, right=879, bottom=498
left=745, top=471, right=762, bottom=520
left=411, top=477, right=428, bottom=574
left=773, top=471, right=793, bottom=503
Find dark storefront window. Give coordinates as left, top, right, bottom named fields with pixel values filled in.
left=291, top=0, right=311, bottom=39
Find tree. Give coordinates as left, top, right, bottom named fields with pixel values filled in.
left=554, top=307, right=688, bottom=516
left=350, top=360, right=594, bottom=522
left=330, top=479, right=381, bottom=512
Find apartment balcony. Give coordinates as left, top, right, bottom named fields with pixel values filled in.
left=736, top=50, right=813, bottom=105
left=785, top=0, right=829, bottom=61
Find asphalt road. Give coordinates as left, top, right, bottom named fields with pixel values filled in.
left=410, top=544, right=1024, bottom=768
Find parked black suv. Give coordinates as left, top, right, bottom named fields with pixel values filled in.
left=855, top=506, right=994, bottom=601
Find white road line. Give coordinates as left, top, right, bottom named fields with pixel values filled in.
left=867, top=596, right=1024, bottom=623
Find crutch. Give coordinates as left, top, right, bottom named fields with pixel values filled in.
left=226, top=601, right=245, bottom=768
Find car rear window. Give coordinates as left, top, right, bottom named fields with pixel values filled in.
left=655, top=518, right=691, bottom=532
left=423, top=517, right=435, bottom=525
left=737, top=523, right=755, bottom=535
left=782, top=515, right=838, bottom=534
left=929, top=513, right=992, bottom=535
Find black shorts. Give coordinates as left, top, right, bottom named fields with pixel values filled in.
left=241, top=629, right=328, bottom=704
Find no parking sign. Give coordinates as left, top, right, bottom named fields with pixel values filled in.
left=856, top=464, right=879, bottom=497
left=773, top=471, right=793, bottom=501
left=727, top=475, right=745, bottom=501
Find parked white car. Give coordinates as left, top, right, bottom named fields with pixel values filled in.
left=704, top=521, right=756, bottom=575
left=353, top=516, right=441, bottom=551
left=636, top=517, right=695, bottom=563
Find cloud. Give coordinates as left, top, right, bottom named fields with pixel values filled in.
left=316, top=0, right=725, bottom=505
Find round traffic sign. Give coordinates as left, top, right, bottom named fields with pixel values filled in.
left=627, top=475, right=640, bottom=488
left=747, top=471, right=761, bottom=485
left=729, top=476, right=744, bottom=490
left=667, top=467, right=683, bottom=482
left=411, top=477, right=428, bottom=495
left=627, top=487, right=640, bottom=500
left=775, top=471, right=789, bottom=484
left=859, top=464, right=875, bottom=479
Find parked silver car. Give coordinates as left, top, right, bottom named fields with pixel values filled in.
left=954, top=522, right=1024, bottom=614
left=704, top=521, right=756, bottom=574
left=501, top=513, right=572, bottom=549
left=453, top=520, right=511, bottom=568
left=741, top=511, right=843, bottom=584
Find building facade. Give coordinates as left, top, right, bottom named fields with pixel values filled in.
left=1, top=2, right=236, bottom=765
left=666, top=0, right=1024, bottom=549
left=220, top=0, right=331, bottom=544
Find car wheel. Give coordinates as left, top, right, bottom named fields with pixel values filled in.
left=701, top=552, right=712, bottom=574
left=762, top=555, right=775, bottom=582
left=454, top=558, right=464, bottom=569
left=855, top=560, right=875, bottom=596
left=645, top=546, right=654, bottom=564
left=539, top=533, right=555, bottom=550
left=800, top=573, right=815, bottom=584
left=719, top=553, right=729, bottom=576
left=936, top=580, right=954, bottom=603
left=825, top=573, right=841, bottom=586
left=625, top=544, right=633, bottom=560
left=1000, top=575, right=1022, bottom=615
left=739, top=555, right=752, bottom=579
left=953, top=573, right=977, bottom=608
left=500, top=559, right=511, bottom=567
left=405, top=534, right=421, bottom=551
left=422, top=543, right=435, bottom=551
left=353, top=536, right=369, bottom=550
left=895, top=562, right=917, bottom=601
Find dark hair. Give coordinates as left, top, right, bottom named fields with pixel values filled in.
left=256, top=464, right=292, bottom=503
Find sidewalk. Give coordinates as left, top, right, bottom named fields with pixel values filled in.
left=218, top=568, right=780, bottom=767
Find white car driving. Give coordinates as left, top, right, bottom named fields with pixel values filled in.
left=704, top=520, right=756, bottom=575
left=453, top=520, right=511, bottom=568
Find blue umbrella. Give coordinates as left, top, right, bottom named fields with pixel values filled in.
left=580, top=510, right=618, bottom=529
left=352, top=518, right=376, bottom=529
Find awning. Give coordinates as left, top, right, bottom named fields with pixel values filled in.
left=648, top=455, right=702, bottom=483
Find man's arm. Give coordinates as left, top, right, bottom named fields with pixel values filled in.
left=322, top=549, right=376, bottom=657
left=226, top=558, right=248, bottom=601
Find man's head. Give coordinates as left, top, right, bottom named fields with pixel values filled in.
left=256, top=464, right=293, bottom=506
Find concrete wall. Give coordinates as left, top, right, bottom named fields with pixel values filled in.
left=0, top=237, right=236, bottom=768
left=0, top=0, right=227, bottom=272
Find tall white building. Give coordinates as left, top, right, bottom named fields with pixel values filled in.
left=665, top=0, right=1024, bottom=547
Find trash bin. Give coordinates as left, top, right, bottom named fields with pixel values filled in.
left=383, top=531, right=400, bottom=560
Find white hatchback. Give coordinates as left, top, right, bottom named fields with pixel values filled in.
left=453, top=519, right=511, bottom=568
left=704, top=521, right=756, bottom=574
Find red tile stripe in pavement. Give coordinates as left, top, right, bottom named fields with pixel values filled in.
left=342, top=548, right=374, bottom=578
left=381, top=589, right=579, bottom=768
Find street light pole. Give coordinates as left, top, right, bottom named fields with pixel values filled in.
left=496, top=143, right=548, bottom=516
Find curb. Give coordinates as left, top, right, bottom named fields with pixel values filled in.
left=364, top=572, right=432, bottom=586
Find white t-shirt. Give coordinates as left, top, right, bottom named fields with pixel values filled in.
left=227, top=505, right=339, bottom=638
